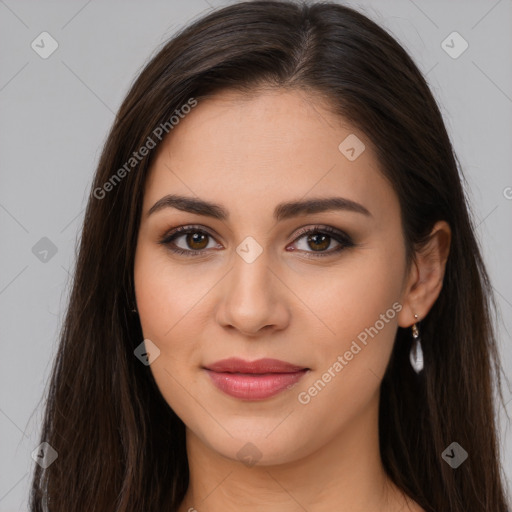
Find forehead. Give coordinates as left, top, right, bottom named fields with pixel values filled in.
left=143, top=88, right=398, bottom=225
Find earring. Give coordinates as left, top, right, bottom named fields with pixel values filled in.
left=130, top=302, right=138, bottom=314
left=409, top=314, right=424, bottom=374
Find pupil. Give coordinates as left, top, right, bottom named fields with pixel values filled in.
left=188, top=232, right=208, bottom=249
left=309, top=233, right=329, bottom=251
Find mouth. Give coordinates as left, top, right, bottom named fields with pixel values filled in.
left=203, top=357, right=310, bottom=400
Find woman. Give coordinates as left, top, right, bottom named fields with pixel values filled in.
left=29, top=1, right=511, bottom=511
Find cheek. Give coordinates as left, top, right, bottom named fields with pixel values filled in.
left=311, top=244, right=403, bottom=326
left=134, top=242, right=207, bottom=343
left=297, top=240, right=406, bottom=393
left=134, top=244, right=212, bottom=416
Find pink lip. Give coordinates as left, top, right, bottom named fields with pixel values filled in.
left=203, top=358, right=309, bottom=400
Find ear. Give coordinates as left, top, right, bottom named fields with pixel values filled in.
left=397, top=220, right=452, bottom=328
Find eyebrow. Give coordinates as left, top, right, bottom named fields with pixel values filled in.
left=146, top=194, right=372, bottom=221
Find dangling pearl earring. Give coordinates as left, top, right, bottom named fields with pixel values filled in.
left=409, top=314, right=424, bottom=374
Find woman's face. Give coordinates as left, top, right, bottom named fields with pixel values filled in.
left=134, top=88, right=412, bottom=465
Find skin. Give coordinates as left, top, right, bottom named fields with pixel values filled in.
left=133, top=88, right=451, bottom=512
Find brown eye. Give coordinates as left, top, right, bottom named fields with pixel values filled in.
left=159, top=226, right=219, bottom=256
left=304, top=232, right=331, bottom=252
left=185, top=232, right=209, bottom=250
left=290, top=226, right=355, bottom=258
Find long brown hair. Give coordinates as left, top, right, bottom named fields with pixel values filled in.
left=29, top=1, right=511, bottom=510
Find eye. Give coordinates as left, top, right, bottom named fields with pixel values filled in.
left=158, top=225, right=220, bottom=256
left=288, top=225, right=354, bottom=258
left=158, top=224, right=355, bottom=258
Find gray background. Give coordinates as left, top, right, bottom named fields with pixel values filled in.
left=1, top=0, right=511, bottom=509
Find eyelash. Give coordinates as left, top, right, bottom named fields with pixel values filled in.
left=158, top=224, right=355, bottom=259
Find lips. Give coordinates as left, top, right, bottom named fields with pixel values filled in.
left=204, top=357, right=307, bottom=374
left=203, top=357, right=309, bottom=400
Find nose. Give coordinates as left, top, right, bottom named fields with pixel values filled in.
left=215, top=250, right=291, bottom=337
